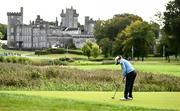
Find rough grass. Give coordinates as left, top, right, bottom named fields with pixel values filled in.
left=0, top=63, right=180, bottom=91
left=0, top=92, right=178, bottom=111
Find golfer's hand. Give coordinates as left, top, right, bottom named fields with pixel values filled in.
left=122, top=77, right=125, bottom=81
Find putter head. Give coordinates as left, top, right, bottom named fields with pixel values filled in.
left=111, top=96, right=115, bottom=99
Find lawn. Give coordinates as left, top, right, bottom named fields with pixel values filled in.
left=0, top=49, right=180, bottom=77
left=0, top=91, right=179, bottom=111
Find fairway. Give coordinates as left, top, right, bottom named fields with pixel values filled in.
left=1, top=91, right=180, bottom=111
left=71, top=63, right=180, bottom=76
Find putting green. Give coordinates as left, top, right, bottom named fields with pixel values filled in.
left=1, top=91, right=180, bottom=110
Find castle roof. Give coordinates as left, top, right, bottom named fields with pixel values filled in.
left=7, top=12, right=22, bottom=16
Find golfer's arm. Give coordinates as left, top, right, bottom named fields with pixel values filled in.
left=121, top=63, right=126, bottom=77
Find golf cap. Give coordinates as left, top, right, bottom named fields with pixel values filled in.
left=115, top=56, right=120, bottom=64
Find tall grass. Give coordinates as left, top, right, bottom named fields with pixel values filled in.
left=0, top=63, right=180, bottom=91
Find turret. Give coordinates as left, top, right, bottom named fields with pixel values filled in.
left=56, top=17, right=58, bottom=26
left=7, top=7, right=24, bottom=47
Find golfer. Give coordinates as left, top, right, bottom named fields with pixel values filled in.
left=115, top=55, right=137, bottom=100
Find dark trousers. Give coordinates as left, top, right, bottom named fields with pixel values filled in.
left=124, top=71, right=137, bottom=98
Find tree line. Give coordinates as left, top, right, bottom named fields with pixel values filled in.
left=94, top=14, right=159, bottom=60
left=93, top=0, right=180, bottom=60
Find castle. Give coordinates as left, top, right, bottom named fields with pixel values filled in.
left=7, top=7, right=96, bottom=49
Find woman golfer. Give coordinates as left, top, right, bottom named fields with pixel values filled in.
left=115, top=55, right=137, bottom=100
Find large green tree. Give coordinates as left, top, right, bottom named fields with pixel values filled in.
left=164, top=0, right=180, bottom=52
left=94, top=13, right=142, bottom=57
left=116, top=20, right=155, bottom=60
left=99, top=38, right=111, bottom=58
left=158, top=31, right=178, bottom=61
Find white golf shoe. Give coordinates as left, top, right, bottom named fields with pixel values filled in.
left=120, top=97, right=128, bottom=101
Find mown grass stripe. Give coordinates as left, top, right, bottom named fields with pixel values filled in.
left=0, top=92, right=175, bottom=111
left=1, top=91, right=179, bottom=111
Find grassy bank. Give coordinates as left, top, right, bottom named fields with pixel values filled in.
left=0, top=63, right=180, bottom=91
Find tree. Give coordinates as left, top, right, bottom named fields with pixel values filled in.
left=158, top=31, right=178, bottom=61
left=81, top=40, right=93, bottom=59
left=150, top=22, right=160, bottom=39
left=116, top=20, right=155, bottom=60
left=164, top=0, right=180, bottom=52
left=81, top=40, right=101, bottom=59
left=0, top=23, right=7, bottom=40
left=0, top=32, right=2, bottom=48
left=0, top=32, right=2, bottom=39
left=91, top=43, right=101, bottom=59
left=94, top=14, right=142, bottom=56
left=99, top=38, right=111, bottom=58
left=94, top=20, right=106, bottom=43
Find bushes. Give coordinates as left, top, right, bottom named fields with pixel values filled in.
left=35, top=50, right=48, bottom=55
left=35, top=48, right=83, bottom=55
left=0, top=56, right=31, bottom=64
left=35, top=48, right=65, bottom=55
left=30, top=57, right=74, bottom=66
left=45, top=67, right=59, bottom=78
left=68, top=49, right=83, bottom=55
left=0, top=56, right=5, bottom=62
left=30, top=70, right=42, bottom=79
left=46, top=48, right=65, bottom=54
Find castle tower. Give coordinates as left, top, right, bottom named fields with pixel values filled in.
left=60, top=7, right=79, bottom=28
left=55, top=17, right=58, bottom=26
left=7, top=7, right=23, bottom=47
left=84, top=16, right=89, bottom=34
left=84, top=16, right=95, bottom=34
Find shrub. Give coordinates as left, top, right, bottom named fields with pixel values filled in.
left=59, top=57, right=74, bottom=62
left=53, top=59, right=68, bottom=65
left=35, top=50, right=48, bottom=55
left=30, top=70, right=42, bottom=79
left=35, top=48, right=66, bottom=55
left=11, top=56, right=18, bottom=63
left=68, top=49, right=83, bottom=55
left=0, top=56, right=4, bottom=62
left=35, top=48, right=84, bottom=55
left=46, top=48, right=65, bottom=54
left=18, top=57, right=24, bottom=64
left=5, top=57, right=12, bottom=63
left=45, top=67, right=59, bottom=78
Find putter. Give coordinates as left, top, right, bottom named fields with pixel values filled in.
left=111, top=79, right=123, bottom=99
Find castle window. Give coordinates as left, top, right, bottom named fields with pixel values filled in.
left=11, top=27, right=14, bottom=33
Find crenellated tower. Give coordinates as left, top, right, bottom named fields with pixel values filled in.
left=60, top=6, right=79, bottom=29
left=84, top=16, right=95, bottom=34
left=7, top=7, right=23, bottom=47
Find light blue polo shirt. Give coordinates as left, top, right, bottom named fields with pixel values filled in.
left=117, top=58, right=135, bottom=77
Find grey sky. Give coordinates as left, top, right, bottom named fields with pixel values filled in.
left=0, top=0, right=172, bottom=25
